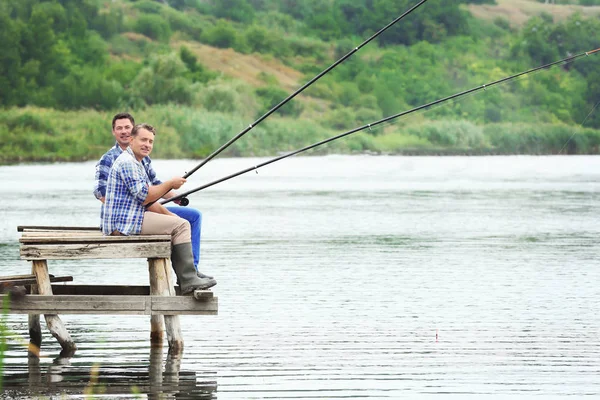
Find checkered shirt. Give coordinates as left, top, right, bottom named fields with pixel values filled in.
left=101, top=148, right=150, bottom=235
left=93, top=143, right=161, bottom=200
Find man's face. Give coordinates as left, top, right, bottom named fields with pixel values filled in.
left=112, top=118, right=133, bottom=149
left=130, top=128, right=154, bottom=161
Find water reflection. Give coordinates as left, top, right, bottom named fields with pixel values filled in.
left=3, top=348, right=217, bottom=399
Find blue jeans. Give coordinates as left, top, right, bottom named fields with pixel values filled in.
left=166, top=206, right=202, bottom=268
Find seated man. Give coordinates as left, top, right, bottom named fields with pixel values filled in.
left=102, top=123, right=216, bottom=294
left=94, top=112, right=211, bottom=279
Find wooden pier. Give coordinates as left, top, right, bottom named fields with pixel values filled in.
left=1, top=226, right=218, bottom=356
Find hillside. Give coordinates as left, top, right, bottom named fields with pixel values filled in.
left=467, top=0, right=600, bottom=27
left=1, top=0, right=600, bottom=163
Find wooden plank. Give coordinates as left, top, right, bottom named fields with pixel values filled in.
left=49, top=285, right=211, bottom=297
left=20, top=235, right=171, bottom=243
left=51, top=285, right=152, bottom=296
left=1, top=295, right=149, bottom=315
left=152, top=296, right=218, bottom=315
left=1, top=276, right=72, bottom=286
left=0, top=274, right=38, bottom=281
left=18, top=226, right=100, bottom=232
left=20, top=242, right=171, bottom=260
left=193, top=290, right=214, bottom=301
left=1, top=295, right=217, bottom=315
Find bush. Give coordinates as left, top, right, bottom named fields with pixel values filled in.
left=134, top=14, right=172, bottom=42
left=200, top=20, right=239, bottom=49
left=198, top=80, right=258, bottom=116
left=132, top=53, right=197, bottom=106
left=406, top=120, right=487, bottom=148
left=255, top=86, right=304, bottom=118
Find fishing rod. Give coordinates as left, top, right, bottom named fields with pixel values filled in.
left=182, top=0, right=430, bottom=179
left=161, top=47, right=600, bottom=206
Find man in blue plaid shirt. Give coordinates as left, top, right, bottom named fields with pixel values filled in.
left=94, top=113, right=211, bottom=279
left=102, top=123, right=216, bottom=293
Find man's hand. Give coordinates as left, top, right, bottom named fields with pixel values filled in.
left=169, top=177, right=186, bottom=190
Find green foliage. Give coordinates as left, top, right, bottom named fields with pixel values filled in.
left=209, top=0, right=256, bottom=24
left=1, top=0, right=600, bottom=161
left=197, top=79, right=258, bottom=117
left=255, top=86, right=304, bottom=118
left=134, top=13, right=172, bottom=42
left=132, top=0, right=164, bottom=14
left=179, top=46, right=218, bottom=83
left=200, top=20, right=239, bottom=49
left=406, top=120, right=488, bottom=148
left=132, top=53, right=197, bottom=106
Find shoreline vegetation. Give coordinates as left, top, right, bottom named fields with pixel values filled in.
left=0, top=106, right=598, bottom=164
left=2, top=1, right=600, bottom=164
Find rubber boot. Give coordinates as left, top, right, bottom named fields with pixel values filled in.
left=171, top=243, right=216, bottom=294
left=197, top=271, right=214, bottom=279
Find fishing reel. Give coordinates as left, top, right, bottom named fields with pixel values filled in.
left=178, top=197, right=190, bottom=207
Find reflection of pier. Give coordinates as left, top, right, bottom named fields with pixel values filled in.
left=3, top=348, right=217, bottom=399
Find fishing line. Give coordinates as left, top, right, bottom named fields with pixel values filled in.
left=149, top=0, right=431, bottom=207
left=557, top=99, right=600, bottom=154
left=180, top=0, right=430, bottom=179
left=160, top=48, right=600, bottom=205
left=318, top=63, right=569, bottom=141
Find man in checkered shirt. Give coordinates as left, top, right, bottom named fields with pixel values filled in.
left=102, top=123, right=216, bottom=294
left=94, top=112, right=211, bottom=280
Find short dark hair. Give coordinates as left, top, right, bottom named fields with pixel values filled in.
left=131, top=123, right=156, bottom=137
left=112, top=112, right=135, bottom=129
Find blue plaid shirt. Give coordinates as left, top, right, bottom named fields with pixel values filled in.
left=94, top=143, right=161, bottom=200
left=101, top=148, right=150, bottom=235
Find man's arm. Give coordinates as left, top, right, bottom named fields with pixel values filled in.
left=93, top=157, right=111, bottom=202
left=94, top=148, right=120, bottom=202
left=143, top=158, right=177, bottom=200
left=143, top=177, right=186, bottom=205
left=146, top=202, right=177, bottom=216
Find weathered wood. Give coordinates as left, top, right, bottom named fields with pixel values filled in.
left=162, top=258, right=183, bottom=352
left=193, top=290, right=214, bottom=301
left=148, top=259, right=166, bottom=346
left=1, top=274, right=41, bottom=281
left=152, top=296, right=218, bottom=315
left=32, top=260, right=76, bottom=355
left=1, top=275, right=73, bottom=286
left=18, top=225, right=100, bottom=232
left=28, top=273, right=41, bottom=359
left=3, top=295, right=150, bottom=314
left=21, top=232, right=106, bottom=238
left=20, top=234, right=171, bottom=243
left=11, top=227, right=218, bottom=355
left=148, top=258, right=183, bottom=352
left=51, top=284, right=153, bottom=296
left=21, top=242, right=171, bottom=260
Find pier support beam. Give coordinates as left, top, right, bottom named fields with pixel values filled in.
left=148, top=258, right=183, bottom=352
left=32, top=260, right=76, bottom=356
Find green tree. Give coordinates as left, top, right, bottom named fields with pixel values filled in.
left=0, top=8, right=23, bottom=106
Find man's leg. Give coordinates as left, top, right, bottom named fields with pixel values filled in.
left=141, top=212, right=216, bottom=293
left=166, top=207, right=201, bottom=266
left=166, top=206, right=213, bottom=280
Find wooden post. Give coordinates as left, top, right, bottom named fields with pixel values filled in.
left=28, top=264, right=42, bottom=358
left=148, top=259, right=165, bottom=347
left=148, top=258, right=183, bottom=352
left=32, top=260, right=76, bottom=356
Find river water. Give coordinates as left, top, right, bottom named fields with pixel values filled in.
left=0, top=155, right=599, bottom=399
